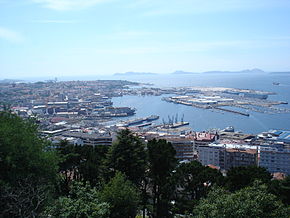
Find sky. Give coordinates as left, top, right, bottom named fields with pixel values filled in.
left=1, top=0, right=290, bottom=79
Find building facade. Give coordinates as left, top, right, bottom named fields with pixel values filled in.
left=259, top=144, right=290, bottom=175
left=197, top=143, right=258, bottom=170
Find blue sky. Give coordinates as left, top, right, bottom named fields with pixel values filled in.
left=1, top=0, right=290, bottom=78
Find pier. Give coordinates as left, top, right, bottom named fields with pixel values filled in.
left=214, top=107, right=249, bottom=116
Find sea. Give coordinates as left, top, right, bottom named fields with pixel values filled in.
left=24, top=73, right=290, bottom=134
left=110, top=73, right=290, bottom=134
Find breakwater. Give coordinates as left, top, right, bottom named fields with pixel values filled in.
left=215, top=107, right=250, bottom=116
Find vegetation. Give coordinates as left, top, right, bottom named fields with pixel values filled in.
left=268, top=175, right=290, bottom=205
left=105, top=128, right=146, bottom=186
left=1, top=112, right=289, bottom=217
left=44, top=181, right=110, bottom=218
left=173, top=161, right=224, bottom=214
left=147, top=139, right=177, bottom=217
left=225, top=165, right=272, bottom=191
left=193, top=182, right=290, bottom=218
left=56, top=141, right=108, bottom=195
left=0, top=112, right=59, bottom=185
left=0, top=112, right=59, bottom=217
left=100, top=172, right=140, bottom=218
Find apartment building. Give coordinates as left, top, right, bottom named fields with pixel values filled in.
left=259, top=143, right=290, bottom=175
left=197, top=143, right=258, bottom=170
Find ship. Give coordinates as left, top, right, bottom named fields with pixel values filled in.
left=273, top=82, right=280, bottom=85
left=223, top=126, right=235, bottom=132
left=145, top=115, right=159, bottom=121
left=169, top=121, right=189, bottom=128
left=136, top=122, right=152, bottom=128
left=121, top=115, right=159, bottom=127
left=124, top=118, right=145, bottom=126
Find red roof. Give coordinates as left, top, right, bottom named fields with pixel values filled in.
left=207, top=164, right=220, bottom=170
left=50, top=117, right=69, bottom=123
left=193, top=132, right=216, bottom=141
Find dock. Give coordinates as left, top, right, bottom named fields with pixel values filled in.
left=215, top=107, right=249, bottom=116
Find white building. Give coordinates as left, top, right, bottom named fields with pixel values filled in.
left=198, top=144, right=221, bottom=167
left=197, top=143, right=257, bottom=170
left=259, top=144, right=290, bottom=175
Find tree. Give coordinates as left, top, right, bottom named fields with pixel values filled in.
left=56, top=140, right=82, bottom=195
left=0, top=112, right=59, bottom=217
left=0, top=177, right=52, bottom=218
left=0, top=112, right=59, bottom=185
left=57, top=141, right=109, bottom=194
left=173, top=161, right=224, bottom=214
left=78, top=144, right=109, bottom=186
left=226, top=165, right=272, bottom=191
left=193, top=182, right=290, bottom=218
left=268, top=175, right=290, bottom=205
left=147, top=139, right=177, bottom=218
left=100, top=171, right=140, bottom=218
left=44, top=181, right=110, bottom=218
left=106, top=129, right=146, bottom=186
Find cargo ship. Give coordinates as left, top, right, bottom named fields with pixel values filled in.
left=120, top=115, right=159, bottom=127
left=169, top=121, right=189, bottom=128
left=145, top=115, right=159, bottom=121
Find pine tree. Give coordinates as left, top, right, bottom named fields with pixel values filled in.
left=147, top=139, right=177, bottom=218
left=106, top=129, right=146, bottom=186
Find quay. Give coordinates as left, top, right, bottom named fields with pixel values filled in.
left=215, top=107, right=250, bottom=116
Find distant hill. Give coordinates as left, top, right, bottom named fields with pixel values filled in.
left=0, top=79, right=23, bottom=83
left=114, top=72, right=157, bottom=76
left=172, top=70, right=198, bottom=75
left=269, top=71, right=290, bottom=75
left=203, top=68, right=265, bottom=74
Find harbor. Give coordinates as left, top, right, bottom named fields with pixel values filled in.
left=161, top=86, right=290, bottom=117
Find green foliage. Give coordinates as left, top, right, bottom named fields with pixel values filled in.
left=44, top=181, right=110, bottom=218
left=173, top=161, right=224, bottom=214
left=0, top=111, right=59, bottom=185
left=226, top=165, right=272, bottom=191
left=106, top=129, right=146, bottom=185
left=268, top=176, right=290, bottom=205
left=147, top=139, right=177, bottom=218
left=100, top=171, right=140, bottom=218
left=147, top=139, right=177, bottom=185
left=57, top=141, right=109, bottom=194
left=0, top=111, right=59, bottom=217
left=193, top=182, right=290, bottom=218
left=78, top=144, right=109, bottom=185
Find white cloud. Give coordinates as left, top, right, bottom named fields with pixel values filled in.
left=0, top=27, right=24, bottom=43
left=31, top=0, right=110, bottom=11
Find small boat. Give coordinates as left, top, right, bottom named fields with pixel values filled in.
left=223, top=126, right=235, bottom=132
left=273, top=82, right=280, bottom=85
